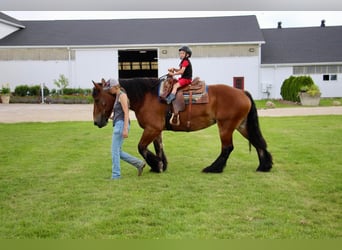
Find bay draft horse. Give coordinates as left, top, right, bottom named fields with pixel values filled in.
left=92, top=78, right=273, bottom=173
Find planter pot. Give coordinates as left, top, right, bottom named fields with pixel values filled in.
left=299, top=92, right=321, bottom=106
left=0, top=95, right=10, bottom=104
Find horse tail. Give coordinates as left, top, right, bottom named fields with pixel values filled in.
left=244, top=91, right=273, bottom=172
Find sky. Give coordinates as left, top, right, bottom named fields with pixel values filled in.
left=3, top=11, right=342, bottom=29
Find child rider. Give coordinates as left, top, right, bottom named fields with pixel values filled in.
left=165, top=46, right=193, bottom=104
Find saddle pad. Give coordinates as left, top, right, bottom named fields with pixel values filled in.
left=183, top=86, right=209, bottom=104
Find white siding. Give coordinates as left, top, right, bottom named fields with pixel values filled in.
left=0, top=60, right=70, bottom=89
left=261, top=65, right=342, bottom=99
left=310, top=74, right=342, bottom=98
left=74, top=49, right=118, bottom=88
left=260, top=66, right=293, bottom=99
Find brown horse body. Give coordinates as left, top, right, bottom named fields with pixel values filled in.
left=92, top=77, right=272, bottom=173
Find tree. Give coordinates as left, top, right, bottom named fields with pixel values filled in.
left=53, top=74, right=69, bottom=95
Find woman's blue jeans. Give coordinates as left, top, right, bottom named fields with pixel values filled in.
left=111, top=120, right=144, bottom=179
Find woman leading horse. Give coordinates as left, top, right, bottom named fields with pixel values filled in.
left=92, top=77, right=273, bottom=173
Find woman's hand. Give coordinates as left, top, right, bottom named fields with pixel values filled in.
left=122, top=128, right=129, bottom=138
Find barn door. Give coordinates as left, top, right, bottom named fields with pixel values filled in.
left=233, top=77, right=244, bottom=90
left=118, top=49, right=158, bottom=78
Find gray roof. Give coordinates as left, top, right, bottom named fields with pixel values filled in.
left=261, top=26, right=342, bottom=64
left=0, top=15, right=264, bottom=46
left=0, top=12, right=25, bottom=28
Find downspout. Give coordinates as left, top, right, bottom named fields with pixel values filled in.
left=67, top=47, right=72, bottom=87
left=258, top=43, right=262, bottom=99
left=273, top=64, right=277, bottom=99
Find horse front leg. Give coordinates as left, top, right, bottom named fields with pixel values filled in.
left=138, top=128, right=165, bottom=173
left=153, top=133, right=168, bottom=172
left=202, top=121, right=235, bottom=173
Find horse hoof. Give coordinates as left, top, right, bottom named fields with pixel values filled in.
left=202, top=166, right=223, bottom=173
left=256, top=165, right=272, bottom=172
left=202, top=167, right=211, bottom=173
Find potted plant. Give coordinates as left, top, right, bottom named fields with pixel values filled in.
left=298, top=84, right=321, bottom=106
left=0, top=84, right=11, bottom=104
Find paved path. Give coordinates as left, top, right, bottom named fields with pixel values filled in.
left=0, top=104, right=342, bottom=123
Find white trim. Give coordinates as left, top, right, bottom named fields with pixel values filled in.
left=0, top=41, right=265, bottom=50
left=0, top=19, right=25, bottom=29
left=261, top=62, right=342, bottom=67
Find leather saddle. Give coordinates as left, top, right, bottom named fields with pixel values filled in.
left=159, top=77, right=207, bottom=101
left=159, top=76, right=209, bottom=126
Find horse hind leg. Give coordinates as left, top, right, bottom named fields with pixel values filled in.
left=237, top=117, right=273, bottom=172
left=239, top=93, right=273, bottom=172
left=255, top=147, right=273, bottom=172
left=202, top=145, right=234, bottom=173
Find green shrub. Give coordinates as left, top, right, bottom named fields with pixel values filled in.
left=29, top=85, right=41, bottom=96
left=300, top=84, right=321, bottom=96
left=14, top=85, right=50, bottom=96
left=45, top=95, right=93, bottom=104
left=12, top=84, right=91, bottom=103
left=1, top=84, right=11, bottom=95
left=42, top=86, right=50, bottom=96
left=280, top=75, right=315, bottom=102
left=14, top=85, right=30, bottom=96
left=63, top=88, right=91, bottom=96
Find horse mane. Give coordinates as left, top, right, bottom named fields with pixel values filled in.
left=118, top=77, right=160, bottom=104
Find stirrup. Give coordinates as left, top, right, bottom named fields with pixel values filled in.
left=169, top=113, right=180, bottom=126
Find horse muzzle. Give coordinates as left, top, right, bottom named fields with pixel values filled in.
left=94, top=118, right=108, bottom=128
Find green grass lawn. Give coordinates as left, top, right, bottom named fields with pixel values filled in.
left=0, top=116, right=341, bottom=239
left=254, top=97, right=342, bottom=109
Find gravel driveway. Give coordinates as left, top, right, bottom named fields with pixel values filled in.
left=0, top=104, right=342, bottom=123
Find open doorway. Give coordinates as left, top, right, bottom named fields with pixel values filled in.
left=118, top=49, right=158, bottom=78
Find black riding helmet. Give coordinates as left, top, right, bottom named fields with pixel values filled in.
left=179, top=46, right=192, bottom=58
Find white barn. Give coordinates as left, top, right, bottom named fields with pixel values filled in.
left=260, top=21, right=342, bottom=99
left=1, top=12, right=342, bottom=99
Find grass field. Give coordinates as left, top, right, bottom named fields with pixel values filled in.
left=0, top=116, right=341, bottom=239
left=254, top=97, right=342, bottom=109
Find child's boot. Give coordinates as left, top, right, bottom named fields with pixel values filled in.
left=166, top=93, right=176, bottom=104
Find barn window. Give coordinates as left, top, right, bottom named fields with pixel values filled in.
left=122, top=62, right=131, bottom=70
left=151, top=62, right=158, bottom=70
left=323, top=74, right=330, bottom=81
left=131, top=62, right=140, bottom=70
left=330, top=74, right=337, bottom=81
left=141, top=62, right=150, bottom=70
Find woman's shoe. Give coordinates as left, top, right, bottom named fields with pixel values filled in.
left=138, top=163, right=145, bottom=176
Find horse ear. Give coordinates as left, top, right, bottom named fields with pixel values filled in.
left=92, top=80, right=97, bottom=86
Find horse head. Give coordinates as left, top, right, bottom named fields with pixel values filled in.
left=92, top=78, right=115, bottom=128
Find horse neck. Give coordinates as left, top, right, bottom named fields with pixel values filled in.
left=120, top=77, right=159, bottom=112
